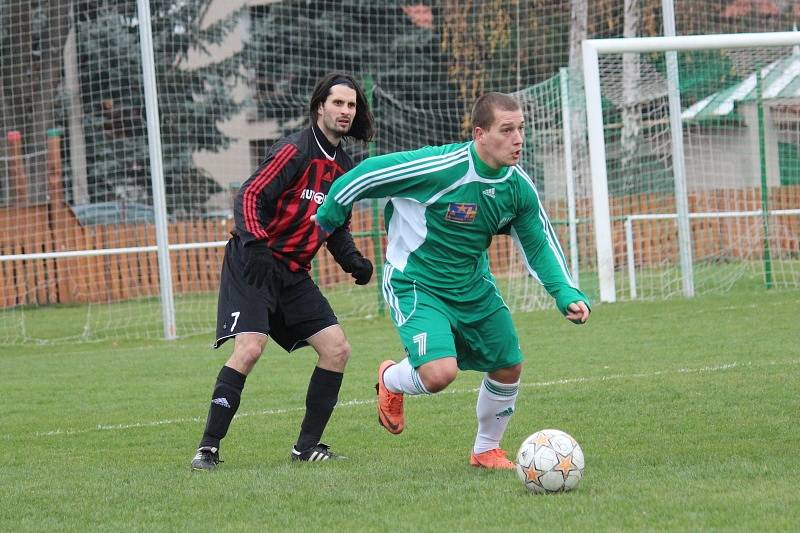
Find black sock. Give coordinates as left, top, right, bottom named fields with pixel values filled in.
left=199, top=365, right=247, bottom=449
left=295, top=367, right=343, bottom=451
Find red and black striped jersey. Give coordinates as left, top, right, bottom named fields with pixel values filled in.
left=233, top=123, right=356, bottom=272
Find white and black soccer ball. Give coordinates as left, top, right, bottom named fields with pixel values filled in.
left=516, top=429, right=584, bottom=494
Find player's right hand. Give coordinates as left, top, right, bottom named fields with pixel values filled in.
left=565, top=301, right=590, bottom=324
left=242, top=240, right=275, bottom=289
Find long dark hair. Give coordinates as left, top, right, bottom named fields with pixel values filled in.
left=308, top=72, right=375, bottom=142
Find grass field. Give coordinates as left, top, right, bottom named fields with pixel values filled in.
left=2, top=288, right=799, bottom=531
left=5, top=259, right=797, bottom=344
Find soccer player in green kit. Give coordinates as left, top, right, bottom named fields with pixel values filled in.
left=313, top=92, right=590, bottom=469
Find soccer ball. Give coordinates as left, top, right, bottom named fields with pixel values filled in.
left=516, top=429, right=584, bottom=494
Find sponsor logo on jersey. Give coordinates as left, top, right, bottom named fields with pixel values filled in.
left=482, top=187, right=496, bottom=198
left=445, top=202, right=477, bottom=224
left=300, top=188, right=326, bottom=205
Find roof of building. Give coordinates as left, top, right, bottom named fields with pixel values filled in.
left=682, top=46, right=800, bottom=120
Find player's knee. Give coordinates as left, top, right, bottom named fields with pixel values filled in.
left=489, top=363, right=523, bottom=383
left=420, top=365, right=457, bottom=393
left=230, top=336, right=266, bottom=369
left=320, top=338, right=351, bottom=369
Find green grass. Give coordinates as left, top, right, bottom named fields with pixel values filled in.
left=2, top=259, right=798, bottom=343
left=2, top=288, right=800, bottom=531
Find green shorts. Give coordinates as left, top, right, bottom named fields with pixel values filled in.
left=382, top=264, right=523, bottom=372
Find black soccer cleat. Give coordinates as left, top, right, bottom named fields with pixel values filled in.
left=290, top=443, right=346, bottom=462
left=191, top=446, right=222, bottom=471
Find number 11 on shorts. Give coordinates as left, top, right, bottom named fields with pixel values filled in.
left=413, top=332, right=427, bottom=356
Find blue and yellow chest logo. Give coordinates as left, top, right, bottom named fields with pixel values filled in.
left=445, top=203, right=478, bottom=224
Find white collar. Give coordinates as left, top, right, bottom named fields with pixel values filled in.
left=312, top=127, right=337, bottom=161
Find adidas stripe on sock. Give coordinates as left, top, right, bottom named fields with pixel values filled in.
left=474, top=375, right=519, bottom=454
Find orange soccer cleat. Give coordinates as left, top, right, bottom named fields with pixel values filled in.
left=375, top=360, right=405, bottom=434
left=469, top=448, right=515, bottom=470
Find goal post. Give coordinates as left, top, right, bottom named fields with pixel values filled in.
left=582, top=31, right=800, bottom=303
left=137, top=0, right=175, bottom=340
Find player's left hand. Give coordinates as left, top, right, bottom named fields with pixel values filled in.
left=242, top=240, right=275, bottom=289
left=342, top=255, right=373, bottom=285
left=565, top=301, right=590, bottom=324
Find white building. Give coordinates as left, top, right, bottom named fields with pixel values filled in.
left=185, top=0, right=290, bottom=213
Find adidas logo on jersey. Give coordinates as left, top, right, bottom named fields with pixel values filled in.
left=212, top=397, right=231, bottom=408
left=482, top=187, right=496, bottom=198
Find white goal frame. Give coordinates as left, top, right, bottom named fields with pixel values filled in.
left=623, top=209, right=800, bottom=299
left=582, top=31, right=800, bottom=303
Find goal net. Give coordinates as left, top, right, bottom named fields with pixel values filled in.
left=3, top=1, right=799, bottom=343
left=580, top=33, right=800, bottom=302
left=0, top=0, right=568, bottom=343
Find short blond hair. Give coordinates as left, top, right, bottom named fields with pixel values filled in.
left=471, top=92, right=520, bottom=130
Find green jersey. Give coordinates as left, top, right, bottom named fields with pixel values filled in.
left=315, top=141, right=587, bottom=314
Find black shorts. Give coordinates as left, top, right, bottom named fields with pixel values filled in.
left=214, top=237, right=338, bottom=352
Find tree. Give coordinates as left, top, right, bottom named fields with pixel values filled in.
left=246, top=1, right=460, bottom=157
left=0, top=0, right=71, bottom=204
left=76, top=0, right=245, bottom=215
left=568, top=0, right=588, bottom=196
left=621, top=0, right=642, bottom=193
left=440, top=0, right=513, bottom=137
left=439, top=0, right=572, bottom=137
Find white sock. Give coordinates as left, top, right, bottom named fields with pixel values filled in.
left=383, top=358, right=430, bottom=395
left=473, top=375, right=519, bottom=454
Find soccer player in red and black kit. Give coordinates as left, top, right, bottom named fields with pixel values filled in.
left=191, top=72, right=376, bottom=470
